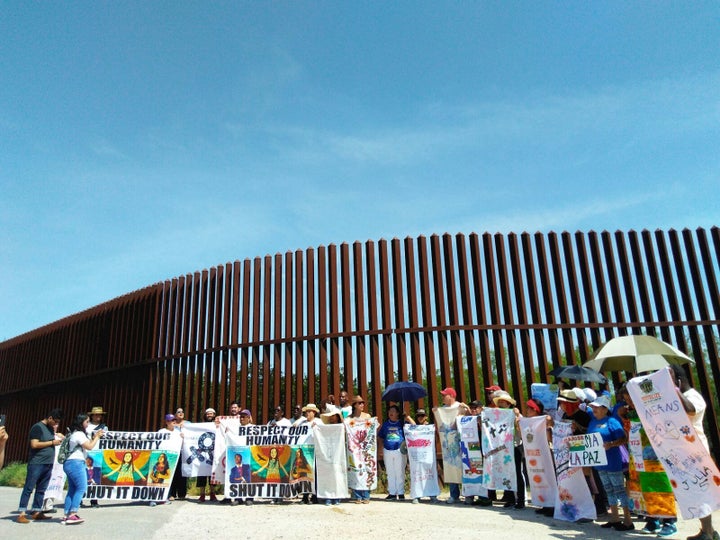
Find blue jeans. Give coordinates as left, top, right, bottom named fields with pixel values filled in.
left=18, top=463, right=53, bottom=512
left=352, top=489, right=370, bottom=500
left=448, top=483, right=460, bottom=499
left=63, top=459, right=88, bottom=514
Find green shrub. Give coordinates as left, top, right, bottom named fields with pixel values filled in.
left=0, top=462, right=27, bottom=487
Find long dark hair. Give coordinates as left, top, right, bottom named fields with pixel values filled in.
left=69, top=413, right=89, bottom=433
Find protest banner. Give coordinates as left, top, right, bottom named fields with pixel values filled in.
left=212, top=416, right=241, bottom=482
left=433, top=405, right=463, bottom=484
left=313, top=423, right=348, bottom=499
left=181, top=422, right=218, bottom=477
left=83, top=431, right=182, bottom=503
left=480, top=407, right=515, bottom=491
left=531, top=383, right=559, bottom=420
left=567, top=432, right=607, bottom=467
left=457, top=415, right=486, bottom=496
left=627, top=368, right=720, bottom=520
left=224, top=423, right=315, bottom=500
left=519, top=416, right=557, bottom=507
left=404, top=424, right=440, bottom=499
left=552, top=421, right=596, bottom=522
left=345, top=417, right=378, bottom=491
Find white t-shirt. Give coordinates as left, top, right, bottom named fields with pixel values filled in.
left=683, top=387, right=708, bottom=451
left=67, top=430, right=89, bottom=461
left=268, top=418, right=292, bottom=428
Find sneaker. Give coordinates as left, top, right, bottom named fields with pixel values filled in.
left=397, top=495, right=405, bottom=500
left=385, top=494, right=397, bottom=500
left=149, top=502, right=157, bottom=507
left=16, top=514, right=30, bottom=524
left=657, top=523, right=677, bottom=537
left=325, top=500, right=332, bottom=506
left=65, top=515, right=84, bottom=525
left=244, top=499, right=253, bottom=506
left=412, top=498, right=419, bottom=504
left=601, top=522, right=620, bottom=529
left=90, top=502, right=100, bottom=508
left=474, top=497, right=493, bottom=507
left=642, top=520, right=660, bottom=534
left=230, top=500, right=240, bottom=506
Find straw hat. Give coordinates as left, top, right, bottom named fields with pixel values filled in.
left=302, top=403, right=320, bottom=414
left=320, top=404, right=343, bottom=424
left=88, top=406, right=107, bottom=415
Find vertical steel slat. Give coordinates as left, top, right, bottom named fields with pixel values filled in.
left=536, top=233, right=563, bottom=370
left=239, top=259, right=252, bottom=408
left=366, top=240, right=382, bottom=415
left=508, top=233, right=535, bottom=395
left=575, top=232, right=601, bottom=350
left=417, top=236, right=438, bottom=407
left=470, top=233, right=493, bottom=390
left=655, top=230, right=686, bottom=349
left=456, top=233, right=480, bottom=401
left=601, top=231, right=628, bottom=336
left=263, top=255, right=273, bottom=418
left=229, top=260, right=241, bottom=407
left=352, top=242, right=368, bottom=402
left=317, top=246, right=329, bottom=399
left=405, top=237, right=424, bottom=394
left=306, top=248, right=317, bottom=404
left=340, top=244, right=354, bottom=394
left=484, top=233, right=507, bottom=389
left=588, top=232, right=614, bottom=343
left=327, top=244, right=341, bottom=398
left=614, top=231, right=641, bottom=330
left=560, top=232, right=588, bottom=363
left=495, top=233, right=522, bottom=399
left=378, top=239, right=395, bottom=388
left=431, top=235, right=451, bottom=391
left=284, top=251, right=294, bottom=411
left=251, top=257, right=262, bottom=418
left=548, top=233, right=576, bottom=373
left=641, top=230, right=672, bottom=344
left=272, top=253, right=283, bottom=413
left=391, top=238, right=409, bottom=382
left=295, top=249, right=305, bottom=407
left=443, top=233, right=466, bottom=403
left=627, top=231, right=657, bottom=337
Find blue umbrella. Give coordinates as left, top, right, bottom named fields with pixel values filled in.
left=381, top=381, right=427, bottom=402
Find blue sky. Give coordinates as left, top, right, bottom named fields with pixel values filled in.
left=1, top=2, right=718, bottom=341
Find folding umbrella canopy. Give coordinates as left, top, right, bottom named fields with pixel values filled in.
left=583, top=335, right=694, bottom=374
left=381, top=381, right=427, bottom=403
left=548, top=364, right=607, bottom=384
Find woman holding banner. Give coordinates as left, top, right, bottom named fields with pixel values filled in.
left=587, top=394, right=634, bottom=531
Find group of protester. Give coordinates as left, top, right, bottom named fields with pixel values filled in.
left=8, top=367, right=719, bottom=540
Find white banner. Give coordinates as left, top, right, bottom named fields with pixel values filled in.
left=313, top=423, right=348, bottom=499
left=433, top=405, right=463, bottom=484
left=457, top=415, right=486, bottom=496
left=345, top=418, right=378, bottom=491
left=627, top=368, right=720, bottom=520
left=519, top=416, right=557, bottom=507
left=181, top=422, right=218, bottom=477
left=404, top=424, right=440, bottom=499
left=552, top=421, right=596, bottom=522
left=480, top=408, right=516, bottom=491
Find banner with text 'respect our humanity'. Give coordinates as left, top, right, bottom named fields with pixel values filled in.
left=627, top=368, right=720, bottom=520
left=85, top=431, right=182, bottom=503
left=519, top=416, right=557, bottom=508
left=224, top=423, right=314, bottom=500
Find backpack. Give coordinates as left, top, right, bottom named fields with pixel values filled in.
left=56, top=435, right=74, bottom=464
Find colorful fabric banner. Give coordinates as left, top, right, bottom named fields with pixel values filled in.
left=433, top=404, right=463, bottom=484
left=480, top=408, right=516, bottom=491
left=626, top=421, right=646, bottom=514
left=224, top=423, right=315, bottom=500
left=627, top=368, right=720, bottom=520
left=181, top=422, right=218, bottom=477
left=404, top=424, right=440, bottom=499
left=212, top=416, right=241, bottom=482
left=457, top=415, right=487, bottom=496
left=84, top=431, right=182, bottom=503
left=313, top=423, right=348, bottom=499
left=552, top=421, right=596, bottom=522
left=345, top=417, right=378, bottom=491
left=519, top=416, right=557, bottom=507
left=567, top=432, right=607, bottom=467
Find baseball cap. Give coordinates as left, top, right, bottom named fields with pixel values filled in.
left=440, top=387, right=457, bottom=398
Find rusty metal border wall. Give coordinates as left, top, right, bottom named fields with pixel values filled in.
left=1, top=227, right=719, bottom=463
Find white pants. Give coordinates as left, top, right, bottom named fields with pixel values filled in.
left=384, top=448, right=407, bottom=495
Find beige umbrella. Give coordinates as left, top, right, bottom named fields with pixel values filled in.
left=583, top=335, right=694, bottom=373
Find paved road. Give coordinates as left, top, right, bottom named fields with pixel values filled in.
left=1, top=486, right=717, bottom=540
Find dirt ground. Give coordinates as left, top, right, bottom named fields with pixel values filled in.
left=2, top=487, right=718, bottom=540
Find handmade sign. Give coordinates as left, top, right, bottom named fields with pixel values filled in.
left=627, top=368, right=720, bottom=520
left=567, top=432, right=607, bottom=467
